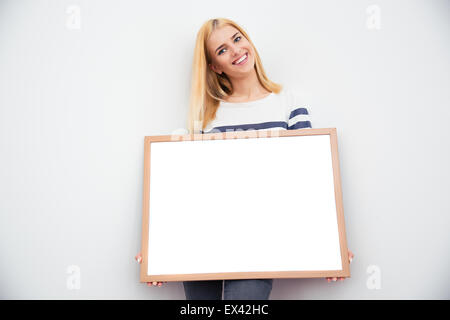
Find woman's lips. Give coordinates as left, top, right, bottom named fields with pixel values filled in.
left=233, top=53, right=248, bottom=65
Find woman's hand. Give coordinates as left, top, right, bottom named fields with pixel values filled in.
left=326, top=249, right=354, bottom=282
left=135, top=253, right=167, bottom=287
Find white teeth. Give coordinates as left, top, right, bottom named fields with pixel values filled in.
left=234, top=53, right=247, bottom=65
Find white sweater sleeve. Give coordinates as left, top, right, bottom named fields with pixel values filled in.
left=284, top=89, right=312, bottom=129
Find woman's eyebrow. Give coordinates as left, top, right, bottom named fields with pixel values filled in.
left=215, top=32, right=239, bottom=54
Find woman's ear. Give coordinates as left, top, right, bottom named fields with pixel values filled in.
left=209, top=63, right=222, bottom=75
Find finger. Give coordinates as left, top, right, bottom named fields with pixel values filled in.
left=153, top=281, right=157, bottom=286
left=158, top=282, right=162, bottom=287
left=339, top=277, right=344, bottom=281
left=348, top=250, right=353, bottom=263
left=147, top=282, right=152, bottom=287
left=349, top=250, right=354, bottom=260
left=135, top=254, right=142, bottom=264
left=327, top=278, right=331, bottom=283
left=333, top=277, right=337, bottom=282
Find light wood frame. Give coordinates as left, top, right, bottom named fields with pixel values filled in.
left=140, top=128, right=350, bottom=282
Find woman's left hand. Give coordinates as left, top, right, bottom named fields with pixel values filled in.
left=326, top=249, right=354, bottom=282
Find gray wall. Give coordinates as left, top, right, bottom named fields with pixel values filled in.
left=0, top=0, right=449, bottom=299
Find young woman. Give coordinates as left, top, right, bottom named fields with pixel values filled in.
left=136, top=17, right=354, bottom=299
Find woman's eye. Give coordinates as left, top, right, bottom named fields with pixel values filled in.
left=218, top=36, right=242, bottom=55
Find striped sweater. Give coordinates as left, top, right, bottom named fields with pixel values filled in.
left=201, top=89, right=312, bottom=134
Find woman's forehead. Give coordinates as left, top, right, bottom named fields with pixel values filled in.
left=208, top=25, right=239, bottom=49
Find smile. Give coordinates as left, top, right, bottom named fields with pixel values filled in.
left=232, top=53, right=248, bottom=65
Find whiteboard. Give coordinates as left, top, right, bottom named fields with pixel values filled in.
left=140, top=128, right=350, bottom=282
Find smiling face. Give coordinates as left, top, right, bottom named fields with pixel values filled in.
left=207, top=25, right=255, bottom=78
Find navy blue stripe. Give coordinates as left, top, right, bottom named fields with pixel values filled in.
left=287, top=121, right=311, bottom=130
left=289, top=107, right=308, bottom=119
left=202, top=121, right=288, bottom=134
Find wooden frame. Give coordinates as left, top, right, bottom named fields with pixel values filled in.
left=140, top=128, right=350, bottom=282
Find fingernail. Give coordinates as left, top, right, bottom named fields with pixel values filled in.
left=350, top=258, right=353, bottom=263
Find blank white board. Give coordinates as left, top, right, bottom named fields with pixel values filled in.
left=140, top=128, right=350, bottom=282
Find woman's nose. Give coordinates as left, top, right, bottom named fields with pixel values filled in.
left=231, top=46, right=243, bottom=57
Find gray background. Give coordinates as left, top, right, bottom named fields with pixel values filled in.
left=0, top=0, right=449, bottom=299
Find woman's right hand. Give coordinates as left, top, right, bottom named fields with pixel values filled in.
left=135, top=252, right=167, bottom=287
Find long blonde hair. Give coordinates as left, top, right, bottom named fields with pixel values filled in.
left=187, top=18, right=283, bottom=134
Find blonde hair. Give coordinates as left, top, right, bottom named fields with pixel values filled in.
left=187, top=18, right=283, bottom=134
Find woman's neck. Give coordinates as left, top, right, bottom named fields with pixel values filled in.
left=226, top=69, right=270, bottom=103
